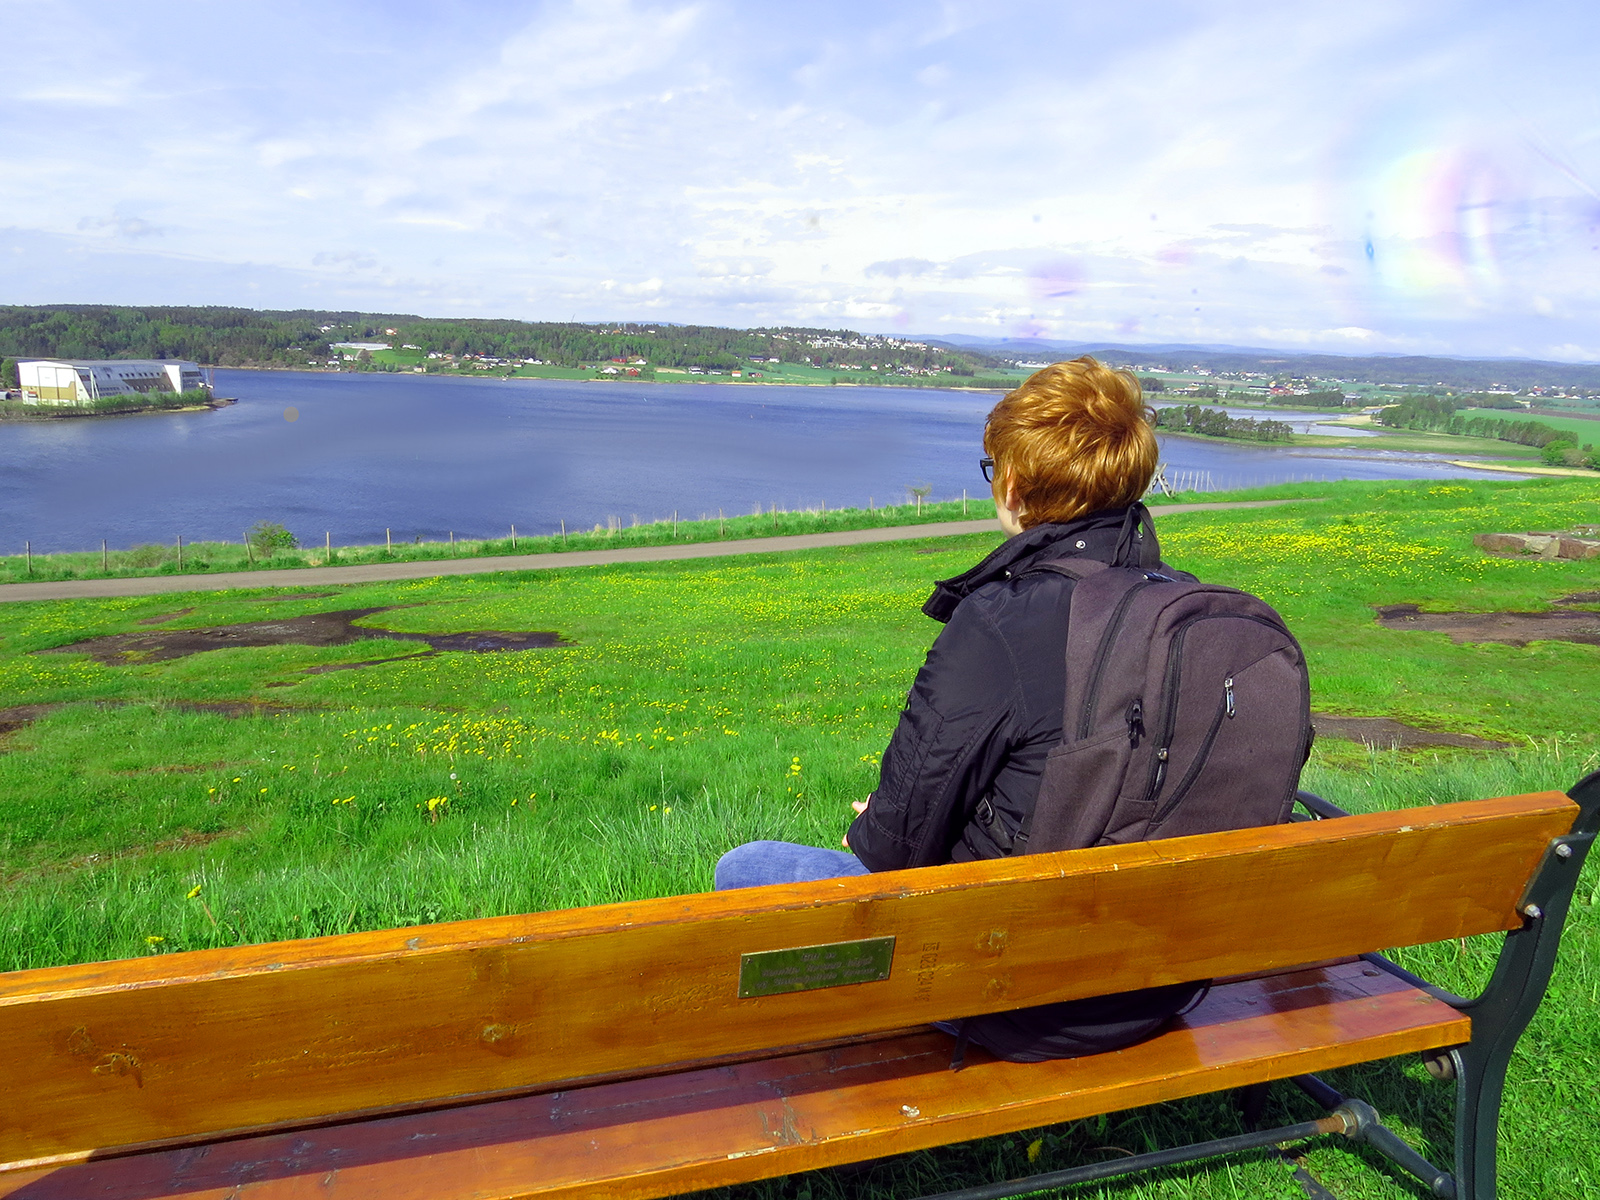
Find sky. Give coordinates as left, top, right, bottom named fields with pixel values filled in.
left=4, top=0, right=1600, bottom=359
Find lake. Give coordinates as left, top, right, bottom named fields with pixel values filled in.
left=0, top=371, right=1526, bottom=553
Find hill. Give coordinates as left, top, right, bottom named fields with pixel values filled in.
left=919, top=336, right=1600, bottom=392
left=0, top=306, right=994, bottom=377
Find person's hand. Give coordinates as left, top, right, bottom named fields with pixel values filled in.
left=842, top=796, right=870, bottom=847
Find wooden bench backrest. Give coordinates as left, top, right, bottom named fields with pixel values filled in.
left=0, top=791, right=1575, bottom=1172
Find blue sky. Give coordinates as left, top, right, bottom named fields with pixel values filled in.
left=5, top=0, right=1600, bottom=358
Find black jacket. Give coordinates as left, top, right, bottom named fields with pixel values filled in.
left=845, top=504, right=1205, bottom=1061
left=847, top=506, right=1162, bottom=869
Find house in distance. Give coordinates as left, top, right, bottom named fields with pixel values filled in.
left=17, top=359, right=208, bottom=404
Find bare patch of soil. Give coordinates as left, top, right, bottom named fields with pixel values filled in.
left=8, top=829, right=240, bottom=885
left=1556, top=592, right=1600, bottom=605
left=34, top=607, right=566, bottom=666
left=138, top=607, right=195, bottom=625
left=1311, top=713, right=1510, bottom=750
left=1376, top=603, right=1600, bottom=648
left=172, top=701, right=307, bottom=718
left=0, top=704, right=60, bottom=738
left=110, top=761, right=233, bottom=776
left=0, top=699, right=316, bottom=747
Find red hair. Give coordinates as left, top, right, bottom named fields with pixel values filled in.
left=983, top=356, right=1158, bottom=527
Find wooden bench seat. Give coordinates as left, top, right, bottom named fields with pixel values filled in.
left=1, top=779, right=1594, bottom=1200
left=0, top=960, right=1470, bottom=1200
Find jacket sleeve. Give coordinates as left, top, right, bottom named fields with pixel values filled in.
left=846, top=597, right=1020, bottom=870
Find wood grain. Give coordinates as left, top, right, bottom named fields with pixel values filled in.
left=0, top=792, right=1572, bottom=1172
left=0, top=961, right=1470, bottom=1200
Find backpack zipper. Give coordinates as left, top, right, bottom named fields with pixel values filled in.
left=1142, top=614, right=1296, bottom=819
left=1077, top=580, right=1157, bottom=738
left=1151, top=695, right=1229, bottom=825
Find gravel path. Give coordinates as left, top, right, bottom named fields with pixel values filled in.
left=0, top=499, right=1312, bottom=603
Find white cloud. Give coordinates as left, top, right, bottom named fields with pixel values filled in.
left=3, top=0, right=1600, bottom=356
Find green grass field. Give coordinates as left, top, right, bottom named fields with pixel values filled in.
left=1458, top=406, right=1600, bottom=447
left=2, top=476, right=1598, bottom=1197
left=1290, top=427, right=1543, bottom=458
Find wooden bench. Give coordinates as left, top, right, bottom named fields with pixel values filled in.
left=1, top=775, right=1594, bottom=1200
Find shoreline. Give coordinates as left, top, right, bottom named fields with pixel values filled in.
left=0, top=396, right=236, bottom=422
left=1445, top=459, right=1596, bottom=478
left=210, top=363, right=1017, bottom=394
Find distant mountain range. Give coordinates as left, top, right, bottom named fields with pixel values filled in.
left=913, top=336, right=1600, bottom=391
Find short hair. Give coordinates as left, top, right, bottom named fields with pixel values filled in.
left=983, top=356, right=1158, bottom=527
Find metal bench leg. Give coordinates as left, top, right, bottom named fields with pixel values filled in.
left=1449, top=772, right=1599, bottom=1200
left=1235, top=1080, right=1270, bottom=1130
left=1359, top=772, right=1600, bottom=1200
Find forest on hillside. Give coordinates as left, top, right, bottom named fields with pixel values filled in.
left=0, top=306, right=988, bottom=374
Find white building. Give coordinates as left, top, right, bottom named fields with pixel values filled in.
left=16, top=359, right=207, bottom=404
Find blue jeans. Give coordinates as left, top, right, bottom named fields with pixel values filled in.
left=713, top=840, right=871, bottom=890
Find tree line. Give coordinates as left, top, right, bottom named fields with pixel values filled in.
left=1153, top=404, right=1294, bottom=443
left=1374, top=396, right=1565, bottom=447
left=0, top=306, right=990, bottom=374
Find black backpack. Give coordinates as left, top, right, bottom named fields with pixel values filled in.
left=1019, top=558, right=1313, bottom=853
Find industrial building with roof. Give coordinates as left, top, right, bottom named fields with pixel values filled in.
left=17, top=359, right=208, bottom=404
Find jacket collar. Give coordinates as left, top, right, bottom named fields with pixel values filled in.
left=922, top=503, right=1159, bottom=623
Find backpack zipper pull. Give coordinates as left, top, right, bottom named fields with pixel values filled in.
left=1224, top=677, right=1236, bottom=718
left=1127, top=698, right=1145, bottom=746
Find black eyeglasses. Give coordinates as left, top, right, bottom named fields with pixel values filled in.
left=979, top=457, right=996, bottom=483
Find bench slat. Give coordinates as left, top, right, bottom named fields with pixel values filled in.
left=0, top=792, right=1570, bottom=1172
left=0, top=962, right=1470, bottom=1200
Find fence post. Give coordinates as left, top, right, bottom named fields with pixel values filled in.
left=25, top=540, right=31, bottom=576
left=102, top=539, right=108, bottom=572
left=561, top=519, right=567, bottom=547
left=177, top=534, right=184, bottom=571
left=719, top=508, right=725, bottom=537
left=326, top=531, right=331, bottom=565
left=245, top=534, right=254, bottom=565
left=511, top=524, right=517, bottom=549
left=449, top=531, right=454, bottom=556
left=386, top=528, right=391, bottom=554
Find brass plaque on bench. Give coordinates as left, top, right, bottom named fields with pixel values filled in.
left=738, top=936, right=896, bottom=998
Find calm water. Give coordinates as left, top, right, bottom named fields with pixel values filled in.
left=0, top=372, right=1524, bottom=553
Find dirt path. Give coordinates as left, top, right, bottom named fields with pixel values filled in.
left=0, top=499, right=1314, bottom=603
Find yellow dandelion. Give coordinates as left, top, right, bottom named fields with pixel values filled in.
left=145, top=935, right=165, bottom=945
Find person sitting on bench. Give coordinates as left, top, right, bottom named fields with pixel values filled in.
left=716, top=356, right=1211, bottom=1062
